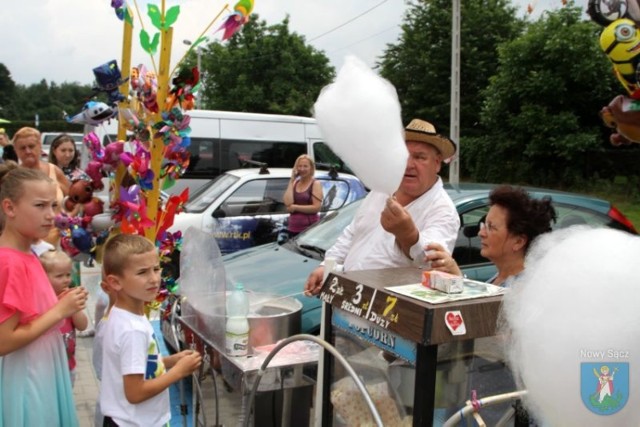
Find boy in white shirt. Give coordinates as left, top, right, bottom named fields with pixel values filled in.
left=100, top=234, right=201, bottom=427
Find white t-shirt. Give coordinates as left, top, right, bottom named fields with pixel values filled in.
left=99, top=306, right=170, bottom=427
left=93, top=313, right=108, bottom=382
left=326, top=177, right=460, bottom=271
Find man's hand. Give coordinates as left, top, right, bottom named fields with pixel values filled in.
left=381, top=197, right=418, bottom=257
left=303, top=266, right=325, bottom=296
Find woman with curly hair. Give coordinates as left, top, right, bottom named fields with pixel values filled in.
left=426, top=185, right=556, bottom=286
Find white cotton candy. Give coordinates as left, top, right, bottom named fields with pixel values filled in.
left=313, top=55, right=407, bottom=195
left=501, top=227, right=640, bottom=426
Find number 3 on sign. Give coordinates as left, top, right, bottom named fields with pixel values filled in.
left=352, top=284, right=364, bottom=305
left=382, top=295, right=397, bottom=317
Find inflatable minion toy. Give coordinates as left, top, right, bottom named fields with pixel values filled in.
left=600, top=18, right=640, bottom=97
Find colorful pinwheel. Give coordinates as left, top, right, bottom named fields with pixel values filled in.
left=153, top=108, right=192, bottom=149
left=216, top=0, right=254, bottom=41
left=166, top=67, right=200, bottom=111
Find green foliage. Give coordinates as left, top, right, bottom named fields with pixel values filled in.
left=198, top=15, right=335, bottom=116
left=0, top=63, right=16, bottom=113
left=148, top=5, right=163, bottom=30
left=124, top=8, right=134, bottom=27
left=463, top=4, right=620, bottom=186
left=140, top=30, right=160, bottom=54
left=164, top=6, right=180, bottom=29
left=378, top=0, right=522, bottom=135
left=0, top=64, right=95, bottom=125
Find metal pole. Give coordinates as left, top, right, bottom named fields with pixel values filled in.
left=196, top=48, right=202, bottom=109
left=449, top=0, right=461, bottom=185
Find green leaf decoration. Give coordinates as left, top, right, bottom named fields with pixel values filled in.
left=164, top=6, right=181, bottom=29
left=124, top=7, right=134, bottom=27
left=149, top=32, right=160, bottom=54
left=140, top=29, right=152, bottom=53
left=148, top=4, right=163, bottom=30
left=192, top=36, right=209, bottom=49
left=162, top=176, right=176, bottom=191
left=140, top=30, right=161, bottom=54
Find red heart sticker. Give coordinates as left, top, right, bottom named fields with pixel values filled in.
left=444, top=310, right=466, bottom=335
left=446, top=312, right=462, bottom=330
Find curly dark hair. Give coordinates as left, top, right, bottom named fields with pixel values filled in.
left=489, top=185, right=557, bottom=252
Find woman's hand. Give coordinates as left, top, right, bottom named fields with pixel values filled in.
left=424, top=243, right=462, bottom=276
left=286, top=204, right=296, bottom=213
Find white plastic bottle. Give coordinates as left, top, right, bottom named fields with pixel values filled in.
left=225, top=283, right=250, bottom=356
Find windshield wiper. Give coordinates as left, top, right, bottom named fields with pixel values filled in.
left=298, top=243, right=326, bottom=258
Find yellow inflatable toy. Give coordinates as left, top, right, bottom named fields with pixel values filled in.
left=600, top=18, right=640, bottom=97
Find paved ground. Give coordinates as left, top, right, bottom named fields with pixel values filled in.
left=72, top=265, right=102, bottom=427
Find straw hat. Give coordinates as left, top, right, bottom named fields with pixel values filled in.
left=404, top=119, right=456, bottom=159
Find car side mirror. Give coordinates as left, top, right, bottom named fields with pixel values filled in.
left=212, top=208, right=226, bottom=219
left=463, top=224, right=479, bottom=238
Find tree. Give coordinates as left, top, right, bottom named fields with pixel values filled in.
left=198, top=15, right=335, bottom=116
left=378, top=0, right=521, bottom=136
left=0, top=63, right=17, bottom=116
left=463, top=5, right=620, bottom=186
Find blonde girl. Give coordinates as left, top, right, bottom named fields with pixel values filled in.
left=283, top=154, right=323, bottom=237
left=0, top=167, right=88, bottom=426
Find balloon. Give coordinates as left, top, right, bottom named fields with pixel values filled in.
left=314, top=55, right=408, bottom=195
left=86, top=161, right=104, bottom=190
left=68, top=179, right=94, bottom=204
left=71, top=226, right=94, bottom=253
left=588, top=0, right=631, bottom=27
left=599, top=18, right=640, bottom=97
left=83, top=197, right=104, bottom=218
left=600, top=94, right=640, bottom=145
left=104, top=142, right=124, bottom=167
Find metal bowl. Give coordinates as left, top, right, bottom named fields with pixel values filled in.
left=182, top=291, right=302, bottom=354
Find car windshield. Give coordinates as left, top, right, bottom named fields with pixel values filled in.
left=294, top=198, right=363, bottom=253
left=185, top=174, right=239, bottom=213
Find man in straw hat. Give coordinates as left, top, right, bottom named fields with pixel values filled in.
left=304, top=118, right=459, bottom=295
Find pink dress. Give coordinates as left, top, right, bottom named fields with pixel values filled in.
left=0, top=247, right=78, bottom=427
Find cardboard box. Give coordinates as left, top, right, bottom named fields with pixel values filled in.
left=422, top=270, right=464, bottom=294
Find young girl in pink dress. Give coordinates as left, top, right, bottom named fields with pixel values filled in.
left=0, top=166, right=88, bottom=426
left=39, top=250, right=90, bottom=386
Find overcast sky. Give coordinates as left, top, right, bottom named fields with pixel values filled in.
left=1, top=0, right=554, bottom=86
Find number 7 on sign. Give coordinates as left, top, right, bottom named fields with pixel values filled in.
left=382, top=295, right=397, bottom=317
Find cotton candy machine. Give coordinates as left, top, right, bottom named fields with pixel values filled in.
left=175, top=292, right=317, bottom=426
left=171, top=228, right=317, bottom=426
left=180, top=291, right=302, bottom=354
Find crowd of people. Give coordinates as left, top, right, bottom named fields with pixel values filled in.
left=0, top=119, right=561, bottom=426
left=0, top=128, right=202, bottom=426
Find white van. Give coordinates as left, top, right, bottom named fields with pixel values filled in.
left=98, top=110, right=349, bottom=193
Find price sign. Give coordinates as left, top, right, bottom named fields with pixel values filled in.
left=321, top=272, right=426, bottom=343
left=320, top=274, right=375, bottom=318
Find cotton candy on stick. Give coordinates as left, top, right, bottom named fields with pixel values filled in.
left=314, top=56, right=408, bottom=195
